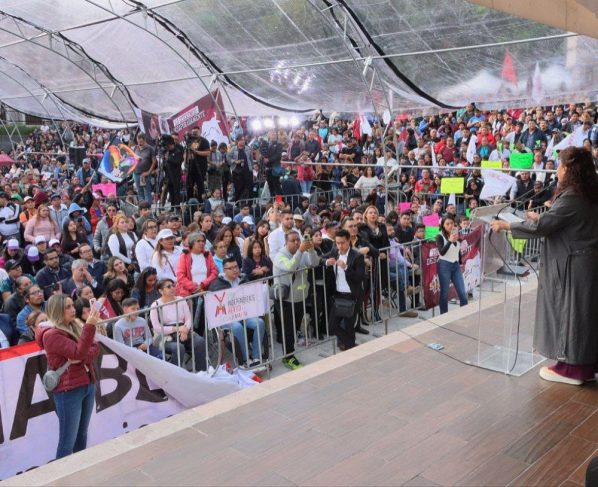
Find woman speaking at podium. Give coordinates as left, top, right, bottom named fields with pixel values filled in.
left=491, top=147, right=598, bottom=385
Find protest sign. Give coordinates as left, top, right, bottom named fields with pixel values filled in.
left=509, top=152, right=533, bottom=169
left=479, top=169, right=516, bottom=200
left=481, top=160, right=502, bottom=169
left=205, top=281, right=269, bottom=330
left=440, top=177, right=464, bottom=194
left=92, top=183, right=117, bottom=197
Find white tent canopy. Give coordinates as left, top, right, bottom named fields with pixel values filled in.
left=0, top=0, right=597, bottom=125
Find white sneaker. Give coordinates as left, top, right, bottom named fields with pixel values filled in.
left=539, top=366, right=583, bottom=386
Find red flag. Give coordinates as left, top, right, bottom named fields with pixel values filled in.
left=353, top=114, right=361, bottom=140
left=501, top=49, right=517, bottom=85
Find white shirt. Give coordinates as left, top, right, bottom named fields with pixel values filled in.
left=335, top=251, right=351, bottom=293
left=108, top=231, right=136, bottom=264
left=191, top=253, right=207, bottom=284
left=150, top=247, right=183, bottom=280
left=135, top=237, right=157, bottom=272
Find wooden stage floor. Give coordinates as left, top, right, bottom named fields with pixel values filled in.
left=9, top=289, right=598, bottom=486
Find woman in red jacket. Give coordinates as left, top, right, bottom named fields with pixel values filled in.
left=36, top=294, right=101, bottom=459
left=176, top=232, right=218, bottom=296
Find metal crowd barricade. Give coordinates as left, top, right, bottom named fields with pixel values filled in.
left=96, top=262, right=337, bottom=375
left=118, top=198, right=139, bottom=218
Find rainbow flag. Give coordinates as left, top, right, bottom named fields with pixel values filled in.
left=98, top=144, right=139, bottom=183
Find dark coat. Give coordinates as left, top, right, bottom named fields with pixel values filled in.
left=511, top=190, right=598, bottom=364
left=322, top=247, right=366, bottom=301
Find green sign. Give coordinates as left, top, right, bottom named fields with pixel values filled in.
left=509, top=152, right=533, bottom=169
left=440, top=177, right=465, bottom=194
left=425, top=226, right=440, bottom=239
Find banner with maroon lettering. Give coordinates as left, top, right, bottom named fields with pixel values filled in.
left=166, top=89, right=229, bottom=145
left=0, top=336, right=240, bottom=480
left=421, top=225, right=483, bottom=310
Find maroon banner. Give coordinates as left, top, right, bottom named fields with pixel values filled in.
left=167, top=89, right=229, bottom=145
left=421, top=225, right=483, bottom=310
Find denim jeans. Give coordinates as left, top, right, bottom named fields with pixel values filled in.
left=133, top=172, right=153, bottom=204
left=390, top=263, right=407, bottom=312
left=437, top=259, right=468, bottom=314
left=225, top=317, right=265, bottom=362
left=53, top=383, right=96, bottom=459
left=300, top=180, right=313, bottom=194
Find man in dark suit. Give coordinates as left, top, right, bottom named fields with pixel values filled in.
left=323, top=229, right=366, bottom=350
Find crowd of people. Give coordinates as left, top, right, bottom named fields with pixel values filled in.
left=1, top=103, right=598, bottom=365
left=2, top=102, right=598, bottom=464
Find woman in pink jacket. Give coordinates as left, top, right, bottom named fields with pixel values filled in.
left=24, top=204, right=61, bottom=244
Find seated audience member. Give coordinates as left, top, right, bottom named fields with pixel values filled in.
left=149, top=278, right=206, bottom=371
left=209, top=257, right=266, bottom=366
left=114, top=298, right=161, bottom=358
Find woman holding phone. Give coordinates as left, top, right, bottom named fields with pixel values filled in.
left=35, top=294, right=101, bottom=459
left=435, top=215, right=468, bottom=314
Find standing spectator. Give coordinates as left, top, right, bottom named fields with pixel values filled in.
left=228, top=136, right=254, bottom=202
left=268, top=210, right=301, bottom=261
left=24, top=204, right=61, bottom=244
left=273, top=232, right=319, bottom=370
left=264, top=130, right=284, bottom=196
left=149, top=278, right=207, bottom=371
left=185, top=127, right=211, bottom=201
left=133, top=133, right=157, bottom=204
left=295, top=151, right=315, bottom=194
left=323, top=229, right=366, bottom=350
left=354, top=167, right=379, bottom=200
left=36, top=294, right=100, bottom=459
left=435, top=215, right=468, bottom=314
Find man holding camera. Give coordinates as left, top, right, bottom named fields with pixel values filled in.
left=162, top=135, right=185, bottom=207
left=184, top=126, right=210, bottom=201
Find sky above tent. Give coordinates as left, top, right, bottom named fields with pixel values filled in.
left=0, top=0, right=596, bottom=125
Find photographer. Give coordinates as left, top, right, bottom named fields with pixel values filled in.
left=161, top=135, right=185, bottom=207
left=184, top=126, right=210, bottom=201
left=227, top=136, right=254, bottom=202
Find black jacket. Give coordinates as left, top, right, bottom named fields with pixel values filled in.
left=321, top=247, right=366, bottom=301
left=208, top=275, right=248, bottom=292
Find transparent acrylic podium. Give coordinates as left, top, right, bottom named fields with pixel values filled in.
left=465, top=221, right=545, bottom=376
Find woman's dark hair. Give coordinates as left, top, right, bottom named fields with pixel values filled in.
left=157, top=278, right=175, bottom=292
left=215, top=225, right=237, bottom=249
left=74, top=298, right=90, bottom=320
left=134, top=267, right=157, bottom=308
left=558, top=147, right=598, bottom=204
left=439, top=214, right=456, bottom=238
left=105, top=278, right=128, bottom=315
left=250, top=238, right=265, bottom=257
left=76, top=285, right=93, bottom=300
